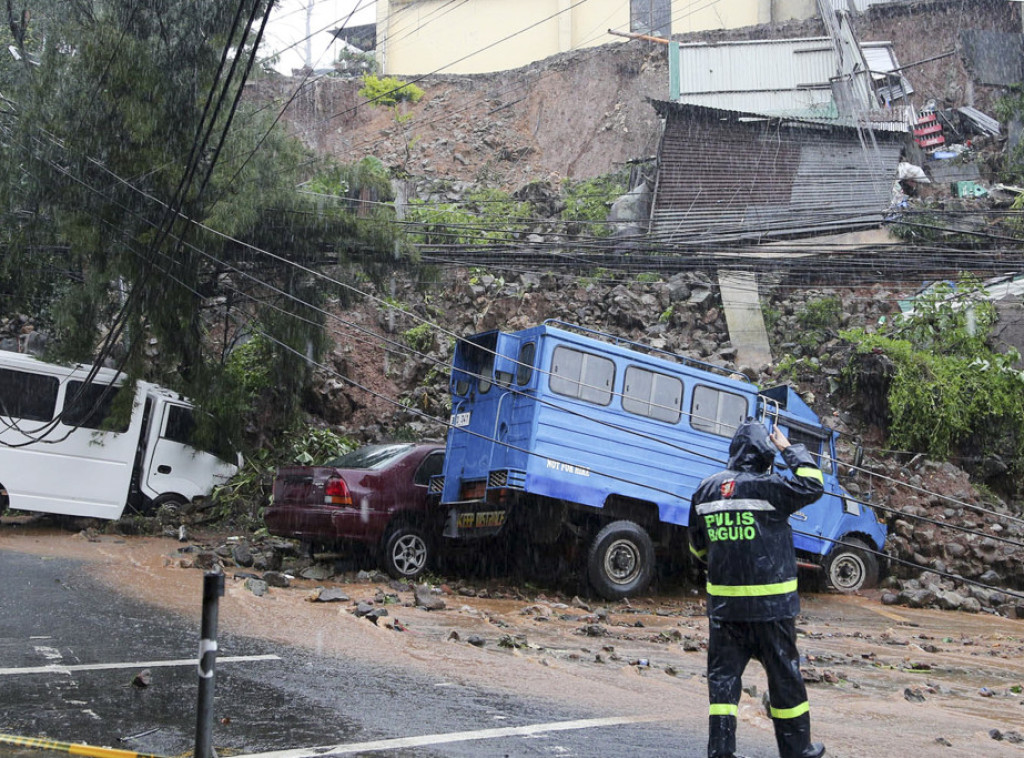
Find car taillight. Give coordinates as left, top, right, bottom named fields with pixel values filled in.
left=324, top=476, right=352, bottom=506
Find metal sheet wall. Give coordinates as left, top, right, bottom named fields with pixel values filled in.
left=649, top=105, right=902, bottom=246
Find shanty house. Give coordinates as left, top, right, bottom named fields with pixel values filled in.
left=646, top=100, right=904, bottom=246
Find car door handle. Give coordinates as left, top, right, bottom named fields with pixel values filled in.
left=157, top=465, right=172, bottom=474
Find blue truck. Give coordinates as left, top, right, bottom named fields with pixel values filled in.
left=430, top=320, right=887, bottom=600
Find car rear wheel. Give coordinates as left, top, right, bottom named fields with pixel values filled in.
left=824, top=537, right=879, bottom=592
left=382, top=524, right=430, bottom=580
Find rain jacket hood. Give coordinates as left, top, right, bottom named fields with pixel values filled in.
left=727, top=419, right=776, bottom=473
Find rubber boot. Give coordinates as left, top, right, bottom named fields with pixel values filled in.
left=773, top=713, right=816, bottom=758
left=708, top=714, right=737, bottom=758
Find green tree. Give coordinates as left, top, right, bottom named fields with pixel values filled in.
left=0, top=1, right=403, bottom=451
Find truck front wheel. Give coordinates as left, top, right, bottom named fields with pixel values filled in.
left=824, top=537, right=879, bottom=592
left=587, top=520, right=655, bottom=600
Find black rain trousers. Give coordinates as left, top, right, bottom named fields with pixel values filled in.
left=706, top=617, right=812, bottom=758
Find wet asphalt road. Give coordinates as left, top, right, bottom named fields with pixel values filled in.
left=0, top=550, right=714, bottom=758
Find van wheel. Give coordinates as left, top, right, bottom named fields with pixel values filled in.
left=151, top=493, right=188, bottom=520
left=825, top=537, right=879, bottom=592
left=382, top=525, right=430, bottom=580
left=587, top=520, right=654, bottom=600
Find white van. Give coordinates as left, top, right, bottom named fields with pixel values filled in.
left=0, top=350, right=240, bottom=520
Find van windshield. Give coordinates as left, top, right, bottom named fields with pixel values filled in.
left=325, top=443, right=414, bottom=469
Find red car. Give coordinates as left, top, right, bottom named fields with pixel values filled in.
left=265, top=442, right=445, bottom=580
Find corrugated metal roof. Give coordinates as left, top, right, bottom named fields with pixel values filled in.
left=647, top=100, right=903, bottom=247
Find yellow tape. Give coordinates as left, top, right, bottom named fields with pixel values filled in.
left=0, top=733, right=168, bottom=758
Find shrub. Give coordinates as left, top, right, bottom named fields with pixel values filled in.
left=358, top=74, right=424, bottom=108
left=841, top=275, right=1024, bottom=485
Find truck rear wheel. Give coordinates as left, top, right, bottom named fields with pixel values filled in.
left=587, top=520, right=654, bottom=600
left=824, top=537, right=879, bottom=592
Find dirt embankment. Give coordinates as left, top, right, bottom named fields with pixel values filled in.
left=252, top=40, right=667, bottom=191
left=250, top=1, right=1016, bottom=191
left=2, top=526, right=1023, bottom=758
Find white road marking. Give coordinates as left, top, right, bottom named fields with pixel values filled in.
left=0, top=654, right=280, bottom=676
left=234, top=715, right=665, bottom=758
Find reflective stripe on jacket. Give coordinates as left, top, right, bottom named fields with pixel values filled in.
left=688, top=443, right=824, bottom=621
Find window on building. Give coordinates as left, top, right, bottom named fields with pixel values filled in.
left=691, top=385, right=747, bottom=437
left=623, top=365, right=682, bottom=423
left=549, top=346, right=614, bottom=405
left=630, top=0, right=671, bottom=37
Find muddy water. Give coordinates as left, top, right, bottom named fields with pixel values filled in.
left=2, top=526, right=1023, bottom=758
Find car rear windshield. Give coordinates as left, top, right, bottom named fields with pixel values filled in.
left=325, top=443, right=414, bottom=469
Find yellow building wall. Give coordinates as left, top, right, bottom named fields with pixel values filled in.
left=377, top=0, right=787, bottom=76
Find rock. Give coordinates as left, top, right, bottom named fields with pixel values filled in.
left=299, top=565, right=332, bottom=581
left=308, top=587, right=350, bottom=602
left=979, top=569, right=1002, bottom=584
left=935, top=591, right=965, bottom=611
left=414, top=584, right=446, bottom=611
left=900, top=588, right=937, bottom=608
left=960, top=597, right=982, bottom=613
left=904, top=687, right=926, bottom=702
left=230, top=543, right=254, bottom=567
left=131, top=669, right=152, bottom=688
left=467, top=634, right=486, bottom=647
left=244, top=578, right=268, bottom=597
left=800, top=667, right=822, bottom=683
left=193, top=552, right=221, bottom=571
left=262, top=571, right=290, bottom=588
left=497, top=634, right=527, bottom=649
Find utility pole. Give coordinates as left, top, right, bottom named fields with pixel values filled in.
left=304, top=0, right=313, bottom=70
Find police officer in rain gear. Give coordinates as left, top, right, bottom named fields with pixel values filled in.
left=688, top=419, right=826, bottom=758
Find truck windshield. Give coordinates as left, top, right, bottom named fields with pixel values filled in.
left=787, top=428, right=833, bottom=474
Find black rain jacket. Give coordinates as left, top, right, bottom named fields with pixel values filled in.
left=688, top=421, right=825, bottom=622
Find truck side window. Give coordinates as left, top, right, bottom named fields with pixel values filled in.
left=549, top=346, right=614, bottom=406
left=691, top=385, right=747, bottom=437
left=164, top=405, right=195, bottom=444
left=516, top=342, right=535, bottom=386
left=62, top=380, right=129, bottom=432
left=623, top=365, right=682, bottom=423
left=0, top=368, right=59, bottom=422
left=478, top=352, right=495, bottom=394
